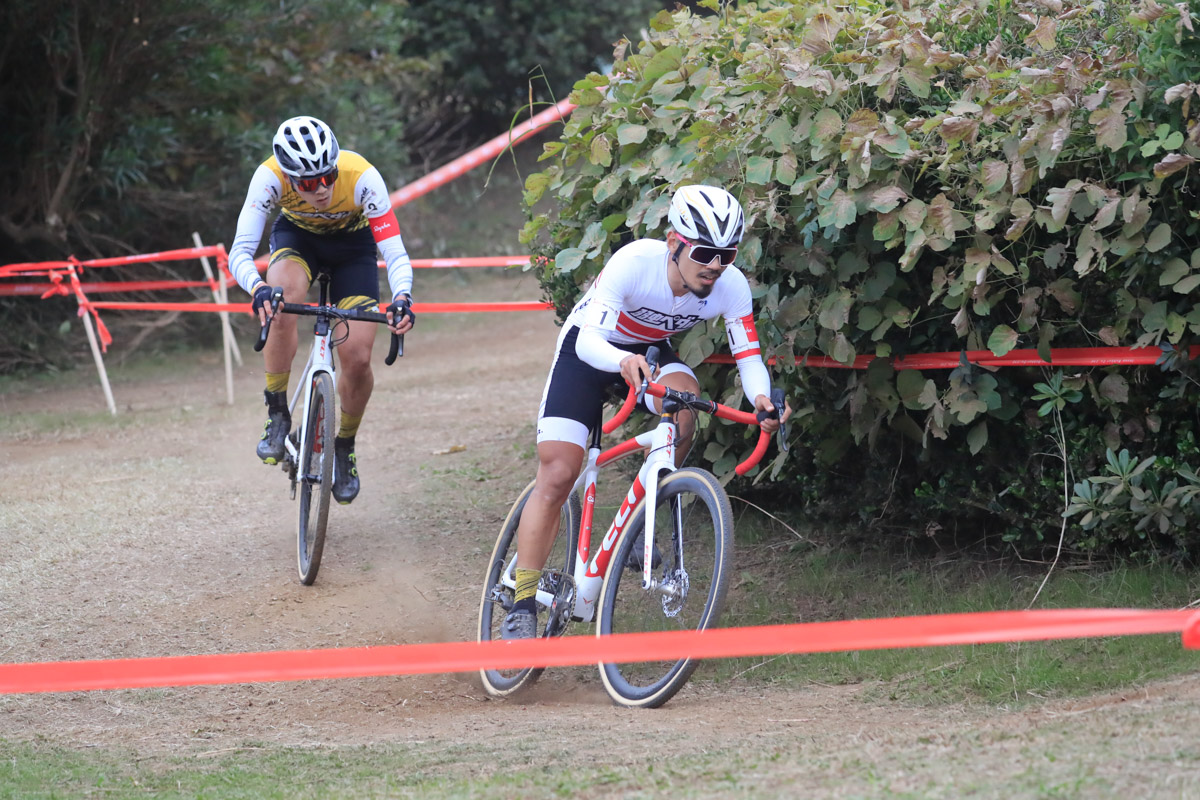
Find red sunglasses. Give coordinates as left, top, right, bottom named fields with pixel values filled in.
left=676, top=233, right=738, bottom=267
left=293, top=168, right=338, bottom=193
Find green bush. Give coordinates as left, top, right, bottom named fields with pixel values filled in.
left=522, top=0, right=1200, bottom=559
left=401, top=0, right=670, bottom=130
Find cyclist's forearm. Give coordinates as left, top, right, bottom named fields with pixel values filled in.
left=230, top=166, right=278, bottom=295
left=734, top=355, right=771, bottom=407
left=725, top=312, right=771, bottom=405
left=371, top=213, right=413, bottom=300
left=229, top=221, right=267, bottom=295
left=379, top=244, right=413, bottom=299
left=575, top=325, right=627, bottom=373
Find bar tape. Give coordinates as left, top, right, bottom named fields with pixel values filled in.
left=1, top=608, right=1196, bottom=695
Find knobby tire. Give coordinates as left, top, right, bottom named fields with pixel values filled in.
left=478, top=479, right=580, bottom=697
left=297, top=372, right=335, bottom=585
left=596, top=467, right=734, bottom=709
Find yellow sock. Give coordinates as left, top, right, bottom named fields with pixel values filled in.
left=514, top=568, right=541, bottom=604
left=265, top=371, right=290, bottom=394
left=338, top=411, right=363, bottom=439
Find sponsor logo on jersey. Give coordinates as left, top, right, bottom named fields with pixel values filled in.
left=626, top=306, right=702, bottom=331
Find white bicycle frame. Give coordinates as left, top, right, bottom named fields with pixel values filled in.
left=498, top=409, right=679, bottom=624
left=282, top=320, right=337, bottom=488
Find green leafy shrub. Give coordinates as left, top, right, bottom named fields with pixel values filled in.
left=522, top=0, right=1200, bottom=558
left=400, top=0, right=671, bottom=133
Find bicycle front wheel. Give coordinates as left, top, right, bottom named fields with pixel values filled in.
left=597, top=467, right=734, bottom=709
left=296, top=371, right=335, bottom=585
left=478, top=479, right=580, bottom=698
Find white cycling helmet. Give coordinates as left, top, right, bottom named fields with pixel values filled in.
left=668, top=184, right=745, bottom=248
left=272, top=116, right=339, bottom=178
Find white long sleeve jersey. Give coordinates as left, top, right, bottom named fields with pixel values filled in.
left=568, top=239, right=772, bottom=405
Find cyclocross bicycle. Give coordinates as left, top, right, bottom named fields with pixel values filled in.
left=478, top=347, right=786, bottom=708
left=253, top=271, right=408, bottom=585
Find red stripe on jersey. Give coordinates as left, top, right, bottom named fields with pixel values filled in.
left=730, top=313, right=762, bottom=360
left=368, top=210, right=402, bottom=243
left=616, top=323, right=661, bottom=342
left=617, top=312, right=667, bottom=341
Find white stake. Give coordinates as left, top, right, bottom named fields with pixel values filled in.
left=81, top=309, right=117, bottom=416
left=193, top=232, right=238, bottom=405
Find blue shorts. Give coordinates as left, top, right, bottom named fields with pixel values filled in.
left=268, top=216, right=380, bottom=309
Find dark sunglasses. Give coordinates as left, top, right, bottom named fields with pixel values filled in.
left=293, top=168, right=338, bottom=193
left=677, top=233, right=737, bottom=267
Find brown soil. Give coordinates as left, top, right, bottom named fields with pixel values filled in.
left=2, top=278, right=1200, bottom=797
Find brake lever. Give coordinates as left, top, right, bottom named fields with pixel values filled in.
left=771, top=387, right=789, bottom=453
left=252, top=287, right=285, bottom=353
left=636, top=345, right=661, bottom=408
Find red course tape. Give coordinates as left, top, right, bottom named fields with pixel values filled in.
left=1, top=609, right=1196, bottom=695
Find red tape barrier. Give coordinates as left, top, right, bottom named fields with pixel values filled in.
left=250, top=255, right=534, bottom=273
left=705, top=345, right=1197, bottom=370
left=389, top=99, right=576, bottom=209
left=0, top=278, right=235, bottom=298
left=0, top=246, right=229, bottom=278
left=1, top=608, right=1196, bottom=695
left=1, top=256, right=530, bottom=297
left=86, top=300, right=553, bottom=314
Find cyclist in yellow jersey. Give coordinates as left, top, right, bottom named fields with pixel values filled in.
left=229, top=116, right=415, bottom=505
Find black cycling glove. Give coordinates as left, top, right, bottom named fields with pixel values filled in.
left=386, top=297, right=416, bottom=327
left=252, top=284, right=275, bottom=313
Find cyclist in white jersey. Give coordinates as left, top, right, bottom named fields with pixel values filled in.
left=502, top=185, right=791, bottom=640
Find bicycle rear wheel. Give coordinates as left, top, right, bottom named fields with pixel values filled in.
left=597, top=467, right=734, bottom=708
left=297, top=372, right=335, bottom=585
left=478, top=479, right=580, bottom=697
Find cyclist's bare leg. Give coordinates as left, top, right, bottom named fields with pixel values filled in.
left=515, top=440, right=585, bottom=571
left=654, top=370, right=700, bottom=466
left=333, top=320, right=376, bottom=418
left=261, top=259, right=309, bottom=374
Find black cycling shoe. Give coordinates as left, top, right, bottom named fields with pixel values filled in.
left=501, top=609, right=537, bottom=641
left=332, top=437, right=360, bottom=505
left=256, top=390, right=291, bottom=465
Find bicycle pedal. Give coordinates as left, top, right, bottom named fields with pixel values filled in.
left=489, top=585, right=513, bottom=612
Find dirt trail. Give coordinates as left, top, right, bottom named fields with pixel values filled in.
left=3, top=282, right=1200, bottom=797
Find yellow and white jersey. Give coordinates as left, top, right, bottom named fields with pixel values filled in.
left=229, top=149, right=412, bottom=299
left=261, top=150, right=385, bottom=234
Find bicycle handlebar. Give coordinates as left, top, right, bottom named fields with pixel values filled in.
left=604, top=379, right=784, bottom=476
left=252, top=296, right=405, bottom=365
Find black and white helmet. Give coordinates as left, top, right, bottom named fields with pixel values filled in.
left=668, top=185, right=745, bottom=248
left=272, top=116, right=339, bottom=178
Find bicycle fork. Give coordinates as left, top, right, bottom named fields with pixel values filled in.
left=285, top=337, right=336, bottom=498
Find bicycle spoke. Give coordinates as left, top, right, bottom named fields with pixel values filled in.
left=598, top=468, right=733, bottom=708
left=296, top=373, right=334, bottom=585
left=478, top=481, right=580, bottom=696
